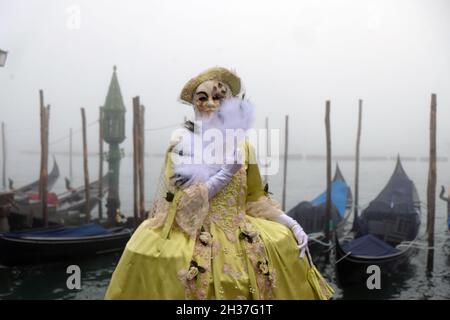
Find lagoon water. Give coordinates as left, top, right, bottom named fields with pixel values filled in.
left=1, top=152, right=449, bottom=299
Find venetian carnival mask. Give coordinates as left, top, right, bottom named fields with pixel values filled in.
left=193, top=80, right=232, bottom=116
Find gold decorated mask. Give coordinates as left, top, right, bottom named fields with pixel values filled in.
left=193, top=80, right=232, bottom=116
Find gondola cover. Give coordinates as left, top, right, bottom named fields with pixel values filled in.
left=356, top=158, right=420, bottom=245
left=342, top=234, right=399, bottom=257
left=3, top=223, right=111, bottom=238
left=288, top=180, right=348, bottom=234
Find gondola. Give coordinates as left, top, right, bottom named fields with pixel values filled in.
left=52, top=174, right=110, bottom=222
left=0, top=223, right=132, bottom=266
left=335, top=157, right=421, bottom=286
left=10, top=158, right=60, bottom=196
left=0, top=192, right=15, bottom=233
left=8, top=175, right=110, bottom=231
left=287, top=164, right=353, bottom=253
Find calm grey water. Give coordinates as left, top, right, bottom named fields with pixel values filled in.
left=1, top=152, right=449, bottom=300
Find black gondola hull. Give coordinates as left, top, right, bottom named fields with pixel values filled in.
left=13, top=159, right=60, bottom=196
left=335, top=158, right=421, bottom=288
left=0, top=229, right=132, bottom=266
left=335, top=237, right=416, bottom=287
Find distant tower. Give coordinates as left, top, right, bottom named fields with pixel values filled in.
left=101, top=66, right=126, bottom=225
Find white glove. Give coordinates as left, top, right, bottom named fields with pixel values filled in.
left=274, top=214, right=308, bottom=258
left=205, top=162, right=241, bottom=199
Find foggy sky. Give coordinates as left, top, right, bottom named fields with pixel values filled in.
left=1, top=0, right=450, bottom=159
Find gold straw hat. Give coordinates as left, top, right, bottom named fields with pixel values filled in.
left=179, top=67, right=241, bottom=105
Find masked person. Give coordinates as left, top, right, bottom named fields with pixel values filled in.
left=105, top=67, right=333, bottom=300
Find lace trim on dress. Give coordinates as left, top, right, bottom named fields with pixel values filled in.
left=246, top=195, right=284, bottom=220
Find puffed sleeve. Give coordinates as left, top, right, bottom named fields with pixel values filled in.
left=245, top=142, right=284, bottom=220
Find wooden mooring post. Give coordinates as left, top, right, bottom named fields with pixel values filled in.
left=133, top=96, right=146, bottom=224
left=324, top=101, right=332, bottom=243
left=2, top=122, right=6, bottom=190
left=426, top=93, right=437, bottom=272
left=138, top=103, right=145, bottom=221
left=39, top=90, right=50, bottom=227
left=69, top=127, right=73, bottom=182
left=281, top=115, right=289, bottom=212
left=98, top=108, right=104, bottom=220
left=353, top=99, right=363, bottom=231
left=81, top=108, right=90, bottom=223
left=133, top=98, right=139, bottom=225
left=264, top=117, right=269, bottom=185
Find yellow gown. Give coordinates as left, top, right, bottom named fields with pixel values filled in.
left=105, top=142, right=332, bottom=300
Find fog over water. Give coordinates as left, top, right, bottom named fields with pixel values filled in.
left=1, top=0, right=450, bottom=162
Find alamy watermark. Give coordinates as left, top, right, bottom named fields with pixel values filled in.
left=170, top=126, right=281, bottom=176
left=366, top=265, right=381, bottom=290
left=66, top=265, right=81, bottom=290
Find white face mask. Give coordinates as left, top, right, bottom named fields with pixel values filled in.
left=193, top=80, right=232, bottom=118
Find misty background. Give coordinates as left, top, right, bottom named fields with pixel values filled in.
left=1, top=0, right=450, bottom=185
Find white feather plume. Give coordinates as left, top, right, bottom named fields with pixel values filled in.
left=171, top=98, right=255, bottom=187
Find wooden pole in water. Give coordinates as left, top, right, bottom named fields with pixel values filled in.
left=1, top=122, right=6, bottom=190
left=44, top=105, right=50, bottom=224
left=138, top=104, right=145, bottom=221
left=69, top=127, right=73, bottom=182
left=264, top=117, right=269, bottom=185
left=426, top=93, right=437, bottom=272
left=325, top=100, right=332, bottom=243
left=39, top=90, right=49, bottom=227
left=352, top=99, right=363, bottom=231
left=98, top=108, right=104, bottom=220
left=39, top=90, right=44, bottom=199
left=81, top=108, right=90, bottom=223
left=282, top=115, right=289, bottom=211
left=133, top=97, right=139, bottom=225
left=45, top=106, right=50, bottom=222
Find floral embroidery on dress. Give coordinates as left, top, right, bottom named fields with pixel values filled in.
left=176, top=148, right=278, bottom=300
left=209, top=167, right=247, bottom=242
left=177, top=269, right=197, bottom=298
left=199, top=231, right=213, bottom=246
left=239, top=221, right=277, bottom=299
left=239, top=223, right=259, bottom=243
left=222, top=263, right=242, bottom=280
left=186, top=265, right=200, bottom=280
left=257, top=259, right=270, bottom=275
left=178, top=227, right=213, bottom=299
left=174, top=183, right=209, bottom=238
